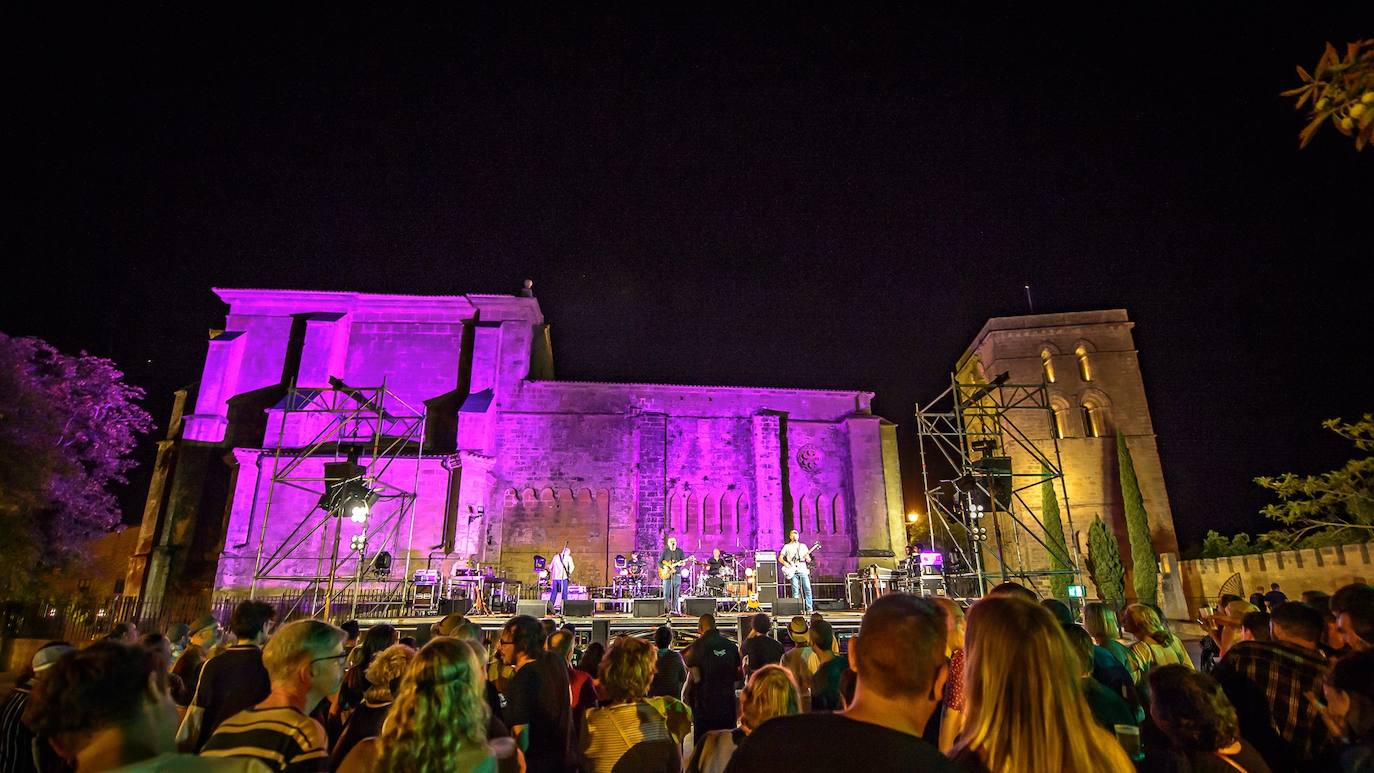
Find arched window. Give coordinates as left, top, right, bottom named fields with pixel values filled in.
left=1052, top=406, right=1068, bottom=439
left=1041, top=349, right=1056, bottom=384
left=1075, top=345, right=1092, bottom=381
left=1082, top=402, right=1102, bottom=438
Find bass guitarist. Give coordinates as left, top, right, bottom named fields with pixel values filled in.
left=659, top=534, right=687, bottom=615
left=780, top=529, right=817, bottom=613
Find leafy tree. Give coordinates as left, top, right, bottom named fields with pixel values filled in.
left=1085, top=514, right=1125, bottom=602
left=1282, top=40, right=1374, bottom=150
left=1118, top=433, right=1157, bottom=605
left=0, top=334, right=153, bottom=597
left=1041, top=466, right=1071, bottom=599
left=1255, top=414, right=1373, bottom=545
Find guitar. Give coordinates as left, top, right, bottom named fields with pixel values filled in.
left=780, top=542, right=822, bottom=580
left=657, top=556, right=697, bottom=581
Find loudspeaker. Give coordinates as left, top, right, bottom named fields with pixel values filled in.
left=632, top=599, right=666, bottom=618
left=816, top=598, right=846, bottom=611
left=517, top=600, right=547, bottom=618
left=592, top=619, right=611, bottom=646
left=564, top=600, right=594, bottom=617
left=757, top=583, right=778, bottom=603
left=440, top=597, right=474, bottom=616
left=684, top=598, right=716, bottom=617
left=773, top=598, right=804, bottom=617
left=755, top=562, right=777, bottom=584
left=737, top=615, right=752, bottom=643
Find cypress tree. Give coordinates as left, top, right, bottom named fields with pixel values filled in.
left=1086, top=514, right=1126, bottom=602
left=1117, top=433, right=1158, bottom=605
left=1041, top=466, right=1072, bottom=599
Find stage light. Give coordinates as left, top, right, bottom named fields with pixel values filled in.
left=744, top=567, right=755, bottom=578
left=533, top=555, right=547, bottom=570
left=614, top=554, right=627, bottom=569
left=906, top=511, right=920, bottom=524
left=348, top=503, right=369, bottom=523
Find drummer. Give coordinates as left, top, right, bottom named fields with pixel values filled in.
left=706, top=548, right=725, bottom=577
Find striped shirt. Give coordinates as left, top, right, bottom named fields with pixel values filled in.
left=580, top=701, right=682, bottom=773
left=0, top=687, right=35, bottom=773
left=201, top=706, right=328, bottom=773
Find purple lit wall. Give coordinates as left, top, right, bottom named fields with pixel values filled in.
left=195, top=288, right=906, bottom=592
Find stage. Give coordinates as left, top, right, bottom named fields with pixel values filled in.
left=358, top=605, right=868, bottom=647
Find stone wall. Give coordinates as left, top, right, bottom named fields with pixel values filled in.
left=1179, top=544, right=1374, bottom=614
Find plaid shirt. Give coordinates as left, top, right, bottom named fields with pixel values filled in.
left=1214, top=639, right=1330, bottom=764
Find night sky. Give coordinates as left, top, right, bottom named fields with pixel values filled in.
left=4, top=6, right=1370, bottom=552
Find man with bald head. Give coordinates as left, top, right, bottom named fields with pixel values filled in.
left=724, top=593, right=956, bottom=772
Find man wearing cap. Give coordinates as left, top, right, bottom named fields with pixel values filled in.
left=0, top=642, right=74, bottom=773
left=780, top=616, right=819, bottom=709
left=171, top=614, right=221, bottom=708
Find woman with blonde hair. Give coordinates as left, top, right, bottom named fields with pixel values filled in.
left=950, top=596, right=1134, bottom=773
left=1121, top=603, right=1193, bottom=684
left=338, top=637, right=516, bottom=773
left=581, top=635, right=690, bottom=773
left=687, top=664, right=800, bottom=773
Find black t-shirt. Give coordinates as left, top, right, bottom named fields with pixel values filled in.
left=811, top=657, right=847, bottom=711
left=505, top=650, right=573, bottom=772
left=661, top=546, right=685, bottom=571
left=685, top=628, right=742, bottom=734
left=724, top=713, right=956, bottom=773
left=194, top=644, right=272, bottom=750
left=740, top=634, right=785, bottom=677
left=707, top=558, right=724, bottom=575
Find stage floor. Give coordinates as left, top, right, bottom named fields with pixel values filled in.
left=360, top=607, right=867, bottom=645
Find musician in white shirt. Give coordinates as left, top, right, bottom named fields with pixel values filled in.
left=779, top=530, right=814, bottom=613
left=550, top=546, right=575, bottom=612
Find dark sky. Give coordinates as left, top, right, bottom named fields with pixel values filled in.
left=4, top=5, right=1370, bottom=552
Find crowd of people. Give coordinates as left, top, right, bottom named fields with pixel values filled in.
left=1, top=580, right=1371, bottom=772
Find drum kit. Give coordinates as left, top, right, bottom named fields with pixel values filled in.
left=608, top=551, right=753, bottom=599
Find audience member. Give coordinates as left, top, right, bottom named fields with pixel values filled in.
left=1, top=641, right=73, bottom=773
left=330, top=643, right=414, bottom=770
left=1210, top=599, right=1260, bottom=656
left=808, top=620, right=844, bottom=712
left=338, top=637, right=512, bottom=773
left=140, top=632, right=187, bottom=704
left=105, top=621, right=139, bottom=643
left=725, top=594, right=954, bottom=772
left=950, top=596, right=1133, bottom=773
left=649, top=625, right=688, bottom=700
left=338, top=624, right=398, bottom=717
left=498, top=615, right=573, bottom=772
left=1063, top=624, right=1136, bottom=730
left=201, top=620, right=345, bottom=772
left=1139, top=664, right=1271, bottom=773
left=1082, top=602, right=1137, bottom=709
left=547, top=630, right=598, bottom=737
left=171, top=614, right=220, bottom=707
left=683, top=614, right=742, bottom=741
left=986, top=582, right=1038, bottom=603
left=166, top=623, right=191, bottom=662
left=179, top=600, right=276, bottom=751
left=24, top=640, right=263, bottom=772
left=932, top=597, right=967, bottom=752
left=448, top=621, right=509, bottom=738
left=740, top=613, right=785, bottom=679
left=1241, top=611, right=1272, bottom=643
left=581, top=636, right=689, bottom=772
left=575, top=642, right=605, bottom=680
left=1330, top=583, right=1374, bottom=652
left=779, top=616, right=818, bottom=709
left=1122, top=604, right=1193, bottom=683
left=1316, top=649, right=1374, bottom=771
left=431, top=612, right=467, bottom=639
left=339, top=621, right=360, bottom=655
left=1250, top=588, right=1267, bottom=610
left=1041, top=599, right=1074, bottom=627
left=688, top=664, right=799, bottom=773
left=1214, top=601, right=1331, bottom=768
left=1264, top=583, right=1289, bottom=613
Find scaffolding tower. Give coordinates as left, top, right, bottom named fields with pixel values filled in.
left=916, top=374, right=1083, bottom=597
left=248, top=378, right=426, bottom=618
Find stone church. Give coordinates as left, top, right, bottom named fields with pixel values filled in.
left=125, top=285, right=907, bottom=599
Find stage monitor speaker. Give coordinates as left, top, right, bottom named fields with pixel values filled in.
left=816, top=598, right=846, bottom=611
left=773, top=598, right=804, bottom=617
left=592, top=619, right=611, bottom=646
left=439, top=597, right=474, bottom=616
left=564, top=600, right=594, bottom=617
left=684, top=598, right=716, bottom=617
left=632, top=598, right=666, bottom=618
left=755, top=562, right=777, bottom=584
left=757, top=584, right=778, bottom=603
left=517, top=600, right=548, bottom=618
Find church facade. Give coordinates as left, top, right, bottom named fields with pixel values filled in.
left=126, top=286, right=907, bottom=600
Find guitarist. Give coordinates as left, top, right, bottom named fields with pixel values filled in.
left=550, top=545, right=574, bottom=613
left=780, top=529, right=815, bottom=613
left=660, top=535, right=686, bottom=615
